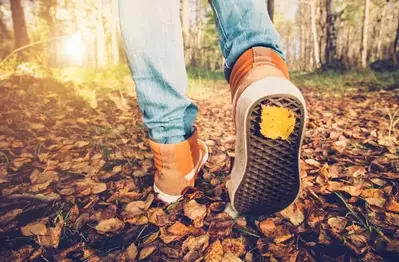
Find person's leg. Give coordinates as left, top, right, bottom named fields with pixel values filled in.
left=119, top=0, right=195, bottom=144
left=119, top=0, right=208, bottom=203
left=210, top=0, right=306, bottom=217
left=209, top=0, right=284, bottom=81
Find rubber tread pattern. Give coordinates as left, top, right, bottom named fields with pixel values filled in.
left=234, top=95, right=304, bottom=215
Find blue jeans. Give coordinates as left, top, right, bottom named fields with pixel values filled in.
left=119, top=0, right=284, bottom=144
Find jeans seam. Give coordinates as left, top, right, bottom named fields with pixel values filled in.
left=210, top=1, right=227, bottom=43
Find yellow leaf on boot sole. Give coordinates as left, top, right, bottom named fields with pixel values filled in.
left=260, top=105, right=295, bottom=140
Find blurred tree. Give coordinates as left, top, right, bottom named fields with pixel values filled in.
left=110, top=0, right=119, bottom=64
left=361, top=0, right=370, bottom=68
left=95, top=0, right=106, bottom=67
left=394, top=16, right=399, bottom=63
left=10, top=0, right=29, bottom=48
left=324, top=0, right=339, bottom=69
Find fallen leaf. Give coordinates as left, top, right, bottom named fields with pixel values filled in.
left=184, top=199, right=206, bottom=228
left=280, top=203, right=304, bottom=226
left=125, top=200, right=146, bottom=216
left=221, top=252, right=242, bottom=262
left=95, top=218, right=124, bottom=234
left=386, top=199, right=399, bottom=213
left=365, top=197, right=386, bottom=208
left=21, top=219, right=48, bottom=236
left=182, top=234, right=210, bottom=254
left=125, top=242, right=138, bottom=262
left=39, top=217, right=64, bottom=248
left=327, top=217, right=347, bottom=234
left=222, top=238, right=246, bottom=257
left=332, top=140, right=347, bottom=153
left=0, top=209, right=23, bottom=226
left=139, top=244, right=156, bottom=260
left=259, top=219, right=276, bottom=237
left=167, top=221, right=189, bottom=236
left=148, top=208, right=169, bottom=227
left=205, top=240, right=224, bottom=262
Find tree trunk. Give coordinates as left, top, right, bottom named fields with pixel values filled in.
left=267, top=0, right=275, bottom=23
left=361, top=0, right=370, bottom=68
left=324, top=0, right=339, bottom=69
left=180, top=0, right=190, bottom=64
left=394, top=16, right=399, bottom=64
left=310, top=0, right=321, bottom=68
left=96, top=0, right=106, bottom=68
left=110, top=0, right=119, bottom=64
left=10, top=0, right=29, bottom=49
left=376, top=5, right=386, bottom=60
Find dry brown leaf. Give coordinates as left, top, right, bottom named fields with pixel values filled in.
left=101, top=205, right=117, bottom=220
left=95, top=218, right=124, bottom=234
left=208, top=213, right=235, bottom=238
left=259, top=219, right=276, bottom=237
left=205, top=239, right=224, bottom=262
left=332, top=140, right=347, bottom=153
left=386, top=198, right=399, bottom=213
left=167, top=221, right=189, bottom=236
left=274, top=234, right=293, bottom=244
left=222, top=238, right=246, bottom=257
left=307, top=208, right=326, bottom=228
left=91, top=182, right=107, bottom=194
left=182, top=234, right=210, bottom=254
left=184, top=200, right=207, bottom=224
left=30, top=170, right=59, bottom=184
left=221, top=252, right=242, bottom=262
left=125, top=215, right=148, bottom=225
left=142, top=231, right=159, bottom=245
left=125, top=242, right=138, bottom=262
left=365, top=197, right=386, bottom=208
left=361, top=188, right=384, bottom=198
left=0, top=209, right=23, bottom=226
left=280, top=203, right=304, bottom=226
left=125, top=200, right=146, bottom=216
left=39, top=217, right=64, bottom=248
left=327, top=217, right=347, bottom=234
left=327, top=181, right=362, bottom=196
left=304, top=159, right=321, bottom=168
left=160, top=227, right=179, bottom=244
left=147, top=208, right=169, bottom=227
left=21, top=219, right=48, bottom=236
left=139, top=244, right=156, bottom=260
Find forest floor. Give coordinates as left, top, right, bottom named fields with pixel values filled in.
left=0, top=71, right=398, bottom=262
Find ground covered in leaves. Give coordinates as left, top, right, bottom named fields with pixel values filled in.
left=0, top=74, right=398, bottom=261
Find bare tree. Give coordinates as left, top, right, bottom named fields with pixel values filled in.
left=110, top=0, right=119, bottom=64
left=361, top=0, right=370, bottom=68
left=95, top=0, right=106, bottom=67
left=394, top=15, right=399, bottom=63
left=10, top=0, right=29, bottom=48
left=324, top=0, right=341, bottom=69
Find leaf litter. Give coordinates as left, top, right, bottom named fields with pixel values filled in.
left=0, top=76, right=398, bottom=261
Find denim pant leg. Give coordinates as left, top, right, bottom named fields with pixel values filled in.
left=209, top=0, right=285, bottom=81
left=119, top=0, right=197, bottom=144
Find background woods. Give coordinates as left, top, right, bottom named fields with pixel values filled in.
left=0, top=0, right=398, bottom=72
left=0, top=1, right=399, bottom=261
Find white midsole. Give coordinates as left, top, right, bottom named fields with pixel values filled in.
left=227, top=76, right=307, bottom=213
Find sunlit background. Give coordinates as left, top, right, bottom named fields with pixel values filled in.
left=0, top=0, right=398, bottom=78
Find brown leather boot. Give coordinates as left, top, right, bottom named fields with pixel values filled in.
left=225, top=47, right=307, bottom=217
left=149, top=127, right=208, bottom=203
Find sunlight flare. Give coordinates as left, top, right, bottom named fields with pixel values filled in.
left=63, top=33, right=85, bottom=65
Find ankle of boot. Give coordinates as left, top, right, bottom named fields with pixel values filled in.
left=230, top=47, right=289, bottom=99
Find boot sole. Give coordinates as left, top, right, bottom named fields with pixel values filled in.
left=229, top=77, right=306, bottom=216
